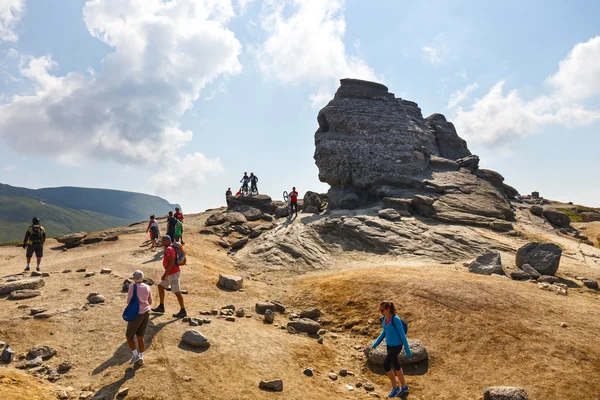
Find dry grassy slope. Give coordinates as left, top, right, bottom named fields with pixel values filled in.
left=0, top=207, right=599, bottom=399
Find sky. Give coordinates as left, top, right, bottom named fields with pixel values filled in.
left=0, top=0, right=599, bottom=212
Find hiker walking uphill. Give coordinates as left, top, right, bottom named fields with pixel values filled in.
left=151, top=235, right=187, bottom=318
left=369, top=301, right=412, bottom=398
left=166, top=211, right=177, bottom=243
left=124, top=270, right=152, bottom=366
left=146, top=215, right=160, bottom=250
left=174, top=207, right=184, bottom=244
left=23, top=217, right=46, bottom=272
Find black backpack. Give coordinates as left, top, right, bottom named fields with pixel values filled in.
left=30, top=225, right=43, bottom=245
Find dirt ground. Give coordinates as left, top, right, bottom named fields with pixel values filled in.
left=1, top=208, right=600, bottom=399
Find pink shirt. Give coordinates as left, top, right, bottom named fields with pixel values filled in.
left=127, top=283, right=153, bottom=314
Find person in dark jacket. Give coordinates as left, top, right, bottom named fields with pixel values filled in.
left=23, top=217, right=46, bottom=272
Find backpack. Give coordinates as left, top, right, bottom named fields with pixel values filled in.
left=173, top=242, right=186, bottom=266
left=30, top=225, right=43, bottom=245
left=1, top=344, right=15, bottom=363
left=122, top=283, right=140, bottom=322
left=392, top=316, right=408, bottom=335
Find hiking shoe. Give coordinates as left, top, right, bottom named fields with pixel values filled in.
left=388, top=387, right=401, bottom=398
left=36, top=266, right=40, bottom=272
left=136, top=356, right=144, bottom=366
left=151, top=304, right=165, bottom=313
left=129, top=354, right=140, bottom=365
left=24, top=266, right=30, bottom=271
left=172, top=309, right=187, bottom=318
left=397, top=386, right=409, bottom=396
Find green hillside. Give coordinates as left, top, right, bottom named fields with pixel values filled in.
left=0, top=183, right=179, bottom=244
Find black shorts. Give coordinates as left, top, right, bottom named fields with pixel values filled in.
left=26, top=244, right=43, bottom=259
left=291, top=202, right=298, bottom=212
left=151, top=226, right=159, bottom=239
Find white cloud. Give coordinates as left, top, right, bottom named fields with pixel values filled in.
left=0, top=0, right=24, bottom=42
left=547, top=36, right=600, bottom=101
left=257, top=0, right=379, bottom=108
left=446, top=82, right=478, bottom=109
left=422, top=46, right=442, bottom=64
left=450, top=36, right=600, bottom=148
left=1, top=164, right=15, bottom=172
left=150, top=152, right=224, bottom=193
left=0, top=0, right=243, bottom=192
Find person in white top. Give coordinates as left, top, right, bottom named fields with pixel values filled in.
left=146, top=215, right=160, bottom=249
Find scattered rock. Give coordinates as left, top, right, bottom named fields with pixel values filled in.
left=30, top=271, right=43, bottom=277
left=58, top=361, right=73, bottom=373
left=87, top=293, right=105, bottom=304
left=181, top=330, right=210, bottom=348
left=520, top=264, right=541, bottom=279
left=84, top=272, right=96, bottom=278
left=249, top=230, right=262, bottom=239
left=516, top=242, right=562, bottom=276
left=183, top=376, right=192, bottom=382
left=303, top=191, right=323, bottom=212
left=230, top=238, right=249, bottom=250
left=234, top=205, right=263, bottom=221
left=217, top=240, right=230, bottom=249
left=225, top=316, right=236, bottom=322
left=264, top=309, right=275, bottom=324
left=24, top=356, right=43, bottom=368
left=206, top=212, right=226, bottom=226
left=82, top=236, right=104, bottom=245
left=483, top=386, right=529, bottom=400
left=262, top=213, right=274, bottom=222
left=117, top=387, right=129, bottom=397
left=364, top=383, right=375, bottom=392
left=76, top=269, right=86, bottom=273
left=255, top=302, right=277, bottom=314
left=259, top=379, right=283, bottom=392
left=561, top=322, right=568, bottom=328
left=303, top=368, right=314, bottom=377
left=299, top=308, right=321, bottom=320
left=328, top=372, right=338, bottom=381
left=287, top=318, right=321, bottom=334
left=28, top=345, right=57, bottom=360
left=34, top=312, right=54, bottom=319
left=80, top=391, right=94, bottom=400
left=103, top=236, right=118, bottom=242
left=236, top=309, right=246, bottom=318
left=366, top=339, right=428, bottom=365
left=30, top=307, right=48, bottom=315
left=537, top=275, right=559, bottom=284
left=468, top=251, right=504, bottom=275
left=356, top=382, right=363, bottom=388
left=378, top=208, right=402, bottom=221
left=339, top=368, right=348, bottom=377
left=0, top=278, right=45, bottom=296
left=581, top=278, right=599, bottom=289
left=218, top=274, right=244, bottom=291
left=9, top=289, right=41, bottom=300
left=100, top=268, right=112, bottom=274
left=530, top=205, right=543, bottom=217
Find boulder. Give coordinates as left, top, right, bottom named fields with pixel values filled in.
left=206, top=212, right=226, bottom=226
left=234, top=206, right=263, bottom=222
left=259, top=379, right=283, bottom=392
left=366, top=339, right=428, bottom=365
left=82, top=236, right=104, bottom=245
left=456, top=155, right=480, bottom=171
left=516, top=243, right=562, bottom=276
left=542, top=208, right=571, bottom=228
left=56, top=232, right=87, bottom=246
left=474, top=169, right=505, bottom=189
left=468, top=251, right=503, bottom=275
left=227, top=194, right=274, bottom=214
left=233, top=224, right=252, bottom=235
left=287, top=318, right=321, bottom=334
left=255, top=302, right=277, bottom=314
left=581, top=212, right=600, bottom=222
left=218, top=274, right=243, bottom=291
left=230, top=238, right=249, bottom=250
left=483, top=387, right=529, bottom=400
left=181, top=330, right=210, bottom=348
left=9, top=289, right=41, bottom=300
left=520, top=264, right=541, bottom=279
left=303, top=191, right=323, bottom=212
left=503, top=184, right=520, bottom=200
left=225, top=212, right=247, bottom=225
left=425, top=113, right=471, bottom=160
left=378, top=208, right=402, bottom=221
left=510, top=270, right=531, bottom=280
left=275, top=205, right=290, bottom=218
left=0, top=279, right=45, bottom=296
left=28, top=345, right=57, bottom=360
left=87, top=293, right=105, bottom=304
left=299, top=308, right=321, bottom=321
left=530, top=205, right=543, bottom=217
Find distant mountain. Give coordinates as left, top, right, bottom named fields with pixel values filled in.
left=0, top=183, right=179, bottom=243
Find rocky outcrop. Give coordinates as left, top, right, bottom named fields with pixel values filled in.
left=581, top=212, right=600, bottom=222
left=303, top=191, right=323, bottom=212
left=57, top=232, right=87, bottom=247
left=227, top=195, right=274, bottom=214
left=468, top=251, right=503, bottom=275
left=313, top=79, right=515, bottom=231
left=542, top=208, right=571, bottom=228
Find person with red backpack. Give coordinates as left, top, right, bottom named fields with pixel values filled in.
left=151, top=235, right=187, bottom=318
left=23, top=217, right=46, bottom=272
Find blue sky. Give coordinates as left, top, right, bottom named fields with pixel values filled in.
left=1, top=0, right=599, bottom=212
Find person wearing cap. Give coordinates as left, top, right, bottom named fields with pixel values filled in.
left=151, top=235, right=187, bottom=318
left=126, top=270, right=153, bottom=366
left=22, top=217, right=46, bottom=272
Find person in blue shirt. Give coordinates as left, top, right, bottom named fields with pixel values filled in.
left=370, top=301, right=412, bottom=397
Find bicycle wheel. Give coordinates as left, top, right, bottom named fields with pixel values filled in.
left=283, top=191, right=289, bottom=202
left=242, top=186, right=249, bottom=196
left=286, top=204, right=292, bottom=220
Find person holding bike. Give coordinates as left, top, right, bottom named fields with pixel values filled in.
left=240, top=172, right=250, bottom=195
left=290, top=187, right=299, bottom=217
left=249, top=173, right=259, bottom=195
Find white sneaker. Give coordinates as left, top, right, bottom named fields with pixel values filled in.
left=129, top=354, right=140, bottom=365
left=136, top=355, right=144, bottom=366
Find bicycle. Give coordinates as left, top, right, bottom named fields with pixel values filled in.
left=240, top=183, right=249, bottom=196
left=282, top=191, right=293, bottom=220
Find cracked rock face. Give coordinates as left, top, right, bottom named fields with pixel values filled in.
left=313, top=79, right=514, bottom=229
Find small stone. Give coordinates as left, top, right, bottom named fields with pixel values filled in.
left=330, top=334, right=338, bottom=339
left=181, top=330, right=210, bottom=348
left=41, top=273, right=50, bottom=278
left=303, top=368, right=314, bottom=377
left=236, top=309, right=246, bottom=318
left=483, top=386, right=529, bottom=400
left=222, top=304, right=235, bottom=310
left=364, top=383, right=375, bottom=391
left=345, top=385, right=354, bottom=391
left=117, top=387, right=129, bottom=397
left=183, top=376, right=192, bottom=382
left=9, top=289, right=41, bottom=300
left=339, top=368, right=348, bottom=377
left=84, top=272, right=95, bottom=278
left=582, top=278, right=599, bottom=290
left=259, top=379, right=283, bottom=392
left=317, top=338, right=324, bottom=344
left=76, top=269, right=86, bottom=273
left=328, top=372, right=338, bottom=381
left=58, top=360, right=73, bottom=373
left=87, top=293, right=105, bottom=304
left=202, top=318, right=212, bottom=324
left=30, top=271, right=43, bottom=277
left=218, top=274, right=244, bottom=291
left=100, top=268, right=112, bottom=274
left=180, top=290, right=188, bottom=294
left=264, top=309, right=275, bottom=324
left=355, top=382, right=363, bottom=388
left=34, top=312, right=54, bottom=319
left=225, top=316, right=236, bottom=322
left=26, top=356, right=43, bottom=368
left=63, top=270, right=72, bottom=273
left=80, top=391, right=94, bottom=400
left=561, top=322, right=568, bottom=328
left=318, top=329, right=327, bottom=335
left=28, top=345, right=57, bottom=360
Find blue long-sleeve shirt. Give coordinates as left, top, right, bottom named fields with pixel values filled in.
left=372, top=315, right=412, bottom=358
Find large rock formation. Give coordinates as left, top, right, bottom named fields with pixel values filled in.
left=314, top=79, right=515, bottom=231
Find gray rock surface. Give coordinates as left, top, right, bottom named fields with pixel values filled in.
left=56, top=232, right=87, bottom=245
left=259, top=379, right=283, bottom=392
left=9, top=289, right=41, bottom=300
left=225, top=212, right=247, bottom=225
left=510, top=270, right=531, bottom=280
left=303, top=191, right=323, bottom=212
left=218, top=274, right=243, bottom=291
left=542, top=208, right=571, bottom=228
left=366, top=339, right=428, bottom=365
left=299, top=308, right=321, bottom=320
left=381, top=197, right=412, bottom=212
left=255, top=302, right=277, bottom=314
left=87, top=293, right=105, bottom=304
left=378, top=208, right=402, bottom=221
left=234, top=205, right=263, bottom=221
left=227, top=194, right=274, bottom=214
left=287, top=318, right=321, bottom=334
left=182, top=330, right=210, bottom=347
left=28, top=345, right=57, bottom=360
left=581, top=212, right=600, bottom=222
left=521, top=264, right=541, bottom=279
left=516, top=243, right=562, bottom=276
left=530, top=205, right=543, bottom=217
left=425, top=113, right=471, bottom=160
left=483, top=386, right=529, bottom=400
left=468, top=251, right=503, bottom=275
left=0, top=279, right=45, bottom=296
left=206, top=212, right=226, bottom=226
